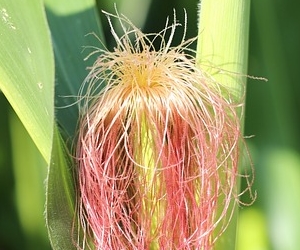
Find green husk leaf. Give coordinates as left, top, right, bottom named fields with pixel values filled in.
left=46, top=125, right=77, bottom=250
left=196, top=1, right=250, bottom=249
left=196, top=0, right=250, bottom=102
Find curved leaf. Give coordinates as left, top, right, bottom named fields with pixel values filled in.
left=0, top=0, right=54, bottom=162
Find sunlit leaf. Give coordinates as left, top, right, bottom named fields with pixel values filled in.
left=196, top=1, right=250, bottom=249
left=0, top=0, right=54, bottom=162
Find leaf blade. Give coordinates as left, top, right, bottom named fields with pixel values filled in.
left=0, top=0, right=54, bottom=162
left=44, top=0, right=105, bottom=137
left=46, top=125, right=77, bottom=250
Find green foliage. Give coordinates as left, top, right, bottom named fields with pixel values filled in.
left=44, top=0, right=105, bottom=248
left=0, top=0, right=300, bottom=249
left=46, top=126, right=77, bottom=250
left=44, top=0, right=105, bottom=138
left=196, top=1, right=250, bottom=249
left=9, top=112, right=51, bottom=249
left=0, top=0, right=54, bottom=162
left=196, top=0, right=250, bottom=101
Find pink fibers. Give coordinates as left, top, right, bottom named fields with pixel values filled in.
left=75, top=12, right=247, bottom=250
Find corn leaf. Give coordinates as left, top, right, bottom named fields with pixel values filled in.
left=0, top=0, right=54, bottom=162
left=44, top=0, right=105, bottom=138
left=46, top=125, right=77, bottom=250
left=9, top=111, right=51, bottom=249
left=44, top=0, right=105, bottom=248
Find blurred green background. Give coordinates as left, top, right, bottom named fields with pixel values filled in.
left=1, top=0, right=299, bottom=249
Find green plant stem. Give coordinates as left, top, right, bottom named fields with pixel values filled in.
left=196, top=0, right=250, bottom=249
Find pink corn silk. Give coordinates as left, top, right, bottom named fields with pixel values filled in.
left=76, top=12, right=243, bottom=250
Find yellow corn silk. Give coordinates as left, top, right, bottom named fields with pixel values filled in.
left=76, top=11, right=243, bottom=250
